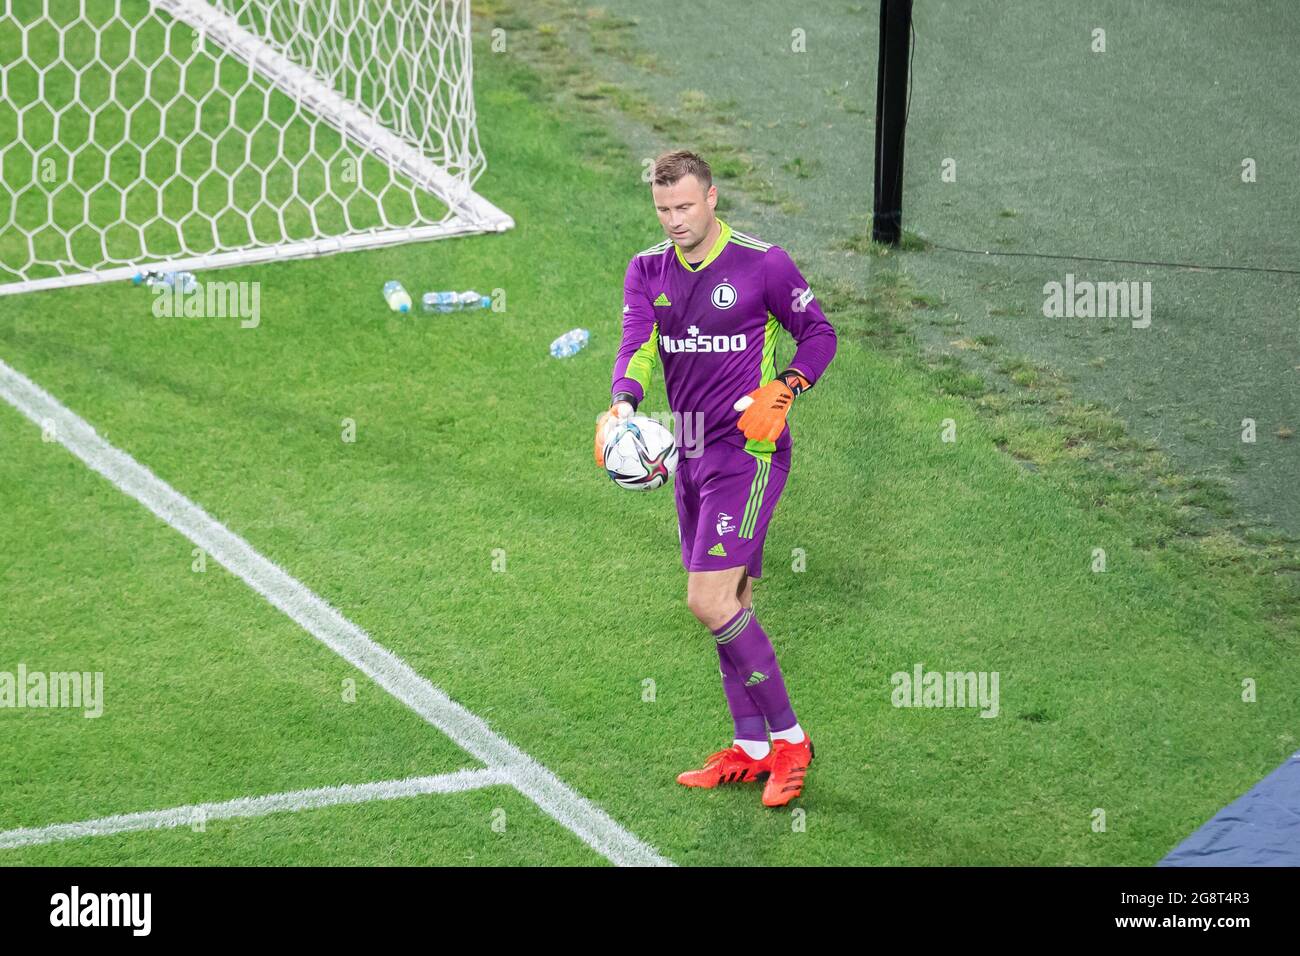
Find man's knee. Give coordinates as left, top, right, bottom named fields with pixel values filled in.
left=685, top=588, right=715, bottom=623
left=687, top=573, right=743, bottom=630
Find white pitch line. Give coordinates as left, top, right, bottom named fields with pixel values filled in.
left=0, top=769, right=509, bottom=850
left=0, top=358, right=672, bottom=867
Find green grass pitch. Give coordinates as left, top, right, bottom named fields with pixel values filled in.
left=2, top=10, right=1299, bottom=866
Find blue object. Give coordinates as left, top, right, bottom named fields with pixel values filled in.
left=134, top=270, right=196, bottom=293
left=421, top=290, right=491, bottom=313
left=549, top=328, right=590, bottom=358
left=170, top=271, right=197, bottom=294
left=382, top=280, right=411, bottom=313
left=1160, top=750, right=1300, bottom=866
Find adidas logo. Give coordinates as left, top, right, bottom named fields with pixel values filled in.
left=708, top=542, right=727, bottom=557
left=745, top=671, right=769, bottom=687
left=653, top=292, right=671, bottom=306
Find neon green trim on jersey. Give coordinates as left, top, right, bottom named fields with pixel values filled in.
left=760, top=316, right=779, bottom=386
left=739, top=316, right=782, bottom=456
left=625, top=321, right=659, bottom=393
left=675, top=219, right=733, bottom=273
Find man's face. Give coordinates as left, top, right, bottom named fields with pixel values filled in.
left=651, top=175, right=717, bottom=253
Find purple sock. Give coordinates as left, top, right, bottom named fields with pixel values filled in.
left=711, top=607, right=797, bottom=733
left=717, top=642, right=767, bottom=742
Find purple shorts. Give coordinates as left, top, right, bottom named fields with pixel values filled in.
left=675, top=440, right=790, bottom=578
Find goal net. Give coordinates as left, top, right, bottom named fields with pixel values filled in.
left=0, top=0, right=513, bottom=296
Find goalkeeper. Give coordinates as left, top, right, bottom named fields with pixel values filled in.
left=595, top=151, right=837, bottom=807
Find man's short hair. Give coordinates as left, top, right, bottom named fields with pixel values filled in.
left=652, top=150, right=712, bottom=191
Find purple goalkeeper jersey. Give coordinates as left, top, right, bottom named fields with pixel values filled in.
left=610, top=219, right=837, bottom=458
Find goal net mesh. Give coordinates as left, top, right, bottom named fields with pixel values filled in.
left=0, top=0, right=509, bottom=294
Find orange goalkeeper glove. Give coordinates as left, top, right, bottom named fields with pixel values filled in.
left=594, top=396, right=635, bottom=467
left=733, top=370, right=811, bottom=443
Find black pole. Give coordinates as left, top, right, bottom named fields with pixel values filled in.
left=872, top=0, right=911, bottom=245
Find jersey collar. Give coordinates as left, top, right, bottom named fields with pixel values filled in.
left=675, top=218, right=732, bottom=273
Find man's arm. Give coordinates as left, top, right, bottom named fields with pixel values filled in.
left=596, top=259, right=659, bottom=466
left=610, top=258, right=659, bottom=409
left=762, top=244, right=837, bottom=390
left=733, top=246, right=838, bottom=443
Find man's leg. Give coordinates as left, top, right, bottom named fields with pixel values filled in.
left=687, top=567, right=797, bottom=736
left=687, top=567, right=766, bottom=745
left=689, top=566, right=813, bottom=807
left=678, top=445, right=811, bottom=804
left=699, top=569, right=766, bottom=752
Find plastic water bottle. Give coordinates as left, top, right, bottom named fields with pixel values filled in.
left=383, top=280, right=412, bottom=313
left=134, top=269, right=197, bottom=293
left=421, top=290, right=492, bottom=313
left=421, top=291, right=454, bottom=313
left=169, top=271, right=197, bottom=294
left=549, top=328, right=590, bottom=358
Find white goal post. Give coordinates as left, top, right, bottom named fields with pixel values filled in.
left=0, top=0, right=513, bottom=296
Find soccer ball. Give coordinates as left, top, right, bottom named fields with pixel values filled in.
left=603, top=416, right=678, bottom=491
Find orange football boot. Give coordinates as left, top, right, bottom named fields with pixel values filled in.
left=677, top=744, right=772, bottom=788
left=761, top=736, right=814, bottom=807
